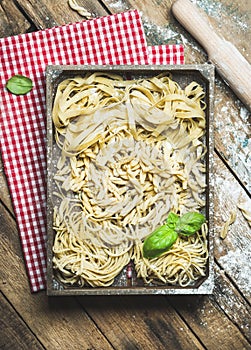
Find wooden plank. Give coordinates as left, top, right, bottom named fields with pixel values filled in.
left=0, top=204, right=114, bottom=350
left=14, top=0, right=109, bottom=29
left=78, top=295, right=206, bottom=350
left=213, top=155, right=251, bottom=302
left=167, top=283, right=251, bottom=350
left=214, top=83, right=251, bottom=192
left=0, top=2, right=250, bottom=349
left=211, top=264, right=251, bottom=340
left=167, top=263, right=251, bottom=349
left=0, top=293, right=45, bottom=350
left=0, top=0, right=30, bottom=37
left=102, top=0, right=251, bottom=61
left=105, top=0, right=173, bottom=26
left=0, top=156, right=13, bottom=214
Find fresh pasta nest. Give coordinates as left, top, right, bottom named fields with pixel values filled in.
left=51, top=71, right=209, bottom=288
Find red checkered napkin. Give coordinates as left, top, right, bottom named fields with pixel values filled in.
left=148, top=44, right=184, bottom=64
left=0, top=10, right=184, bottom=292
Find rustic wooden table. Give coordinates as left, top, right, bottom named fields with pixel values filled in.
left=0, top=0, right=250, bottom=349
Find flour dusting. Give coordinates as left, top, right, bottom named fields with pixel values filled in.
left=194, top=0, right=249, bottom=32
left=218, top=248, right=251, bottom=297
left=213, top=160, right=251, bottom=298
left=107, top=0, right=130, bottom=11
left=214, top=168, right=244, bottom=219
left=142, top=17, right=180, bottom=45
left=214, top=79, right=251, bottom=192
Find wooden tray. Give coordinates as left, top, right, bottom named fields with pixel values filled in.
left=46, top=65, right=214, bottom=295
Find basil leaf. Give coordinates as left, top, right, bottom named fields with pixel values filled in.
left=175, top=212, right=205, bottom=236
left=165, top=212, right=179, bottom=229
left=6, top=74, right=33, bottom=95
left=143, top=225, right=178, bottom=259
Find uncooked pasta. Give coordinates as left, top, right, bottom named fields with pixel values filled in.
left=220, top=210, right=237, bottom=240
left=132, top=223, right=208, bottom=286
left=51, top=71, right=208, bottom=287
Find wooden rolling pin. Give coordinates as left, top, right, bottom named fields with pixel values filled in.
left=172, top=0, right=251, bottom=111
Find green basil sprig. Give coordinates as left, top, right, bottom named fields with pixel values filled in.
left=143, top=225, right=178, bottom=259
left=6, top=74, right=33, bottom=95
left=165, top=211, right=179, bottom=229
left=175, top=212, right=205, bottom=237
left=143, top=211, right=206, bottom=259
